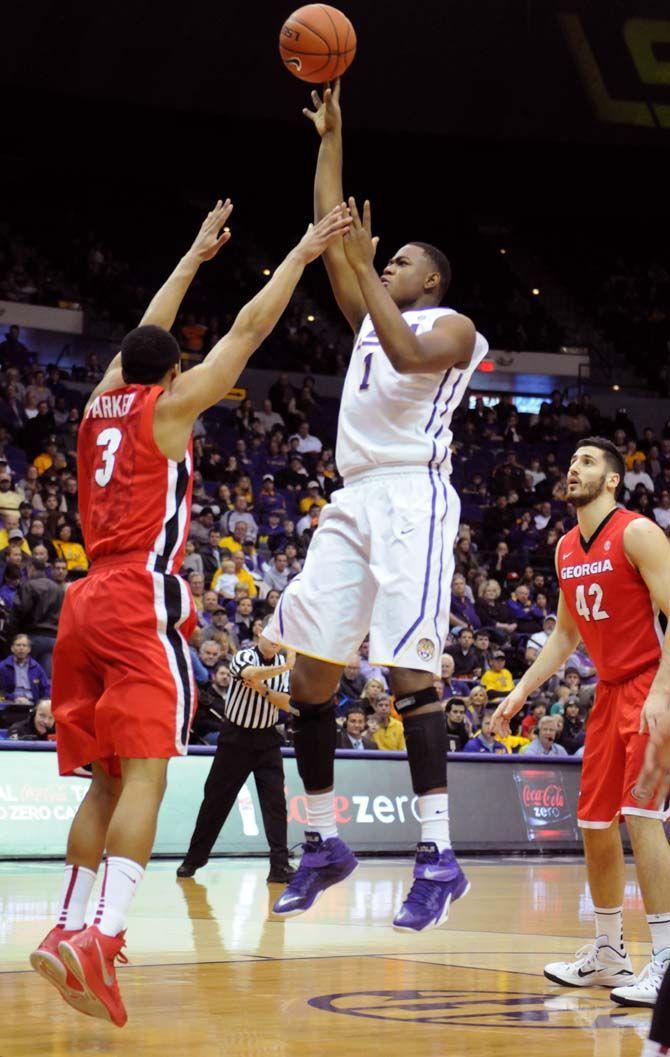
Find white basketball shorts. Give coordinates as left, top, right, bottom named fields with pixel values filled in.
left=265, top=467, right=460, bottom=675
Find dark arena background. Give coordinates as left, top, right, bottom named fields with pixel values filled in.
left=1, top=2, right=670, bottom=1055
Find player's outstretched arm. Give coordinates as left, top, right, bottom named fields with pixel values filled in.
left=342, top=198, right=475, bottom=373
left=491, top=591, right=580, bottom=738
left=304, top=80, right=367, bottom=332
left=140, top=199, right=233, bottom=330
left=84, top=201, right=233, bottom=412
left=623, top=518, right=670, bottom=734
left=162, top=206, right=351, bottom=421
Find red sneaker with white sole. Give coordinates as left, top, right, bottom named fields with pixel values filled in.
left=30, top=926, right=99, bottom=1018
left=58, top=924, right=129, bottom=1027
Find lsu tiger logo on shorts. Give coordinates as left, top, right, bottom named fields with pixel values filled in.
left=417, top=638, right=435, bottom=662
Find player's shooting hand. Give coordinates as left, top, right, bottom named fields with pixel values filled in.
left=294, top=204, right=352, bottom=264
left=302, top=79, right=342, bottom=137
left=490, top=686, right=527, bottom=739
left=285, top=648, right=297, bottom=670
left=639, top=687, right=670, bottom=736
left=188, top=199, right=234, bottom=262
left=342, top=198, right=380, bottom=274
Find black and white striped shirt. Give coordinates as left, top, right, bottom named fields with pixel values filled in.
left=225, top=646, right=290, bottom=729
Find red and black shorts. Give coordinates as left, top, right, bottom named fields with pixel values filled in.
left=52, top=555, right=198, bottom=778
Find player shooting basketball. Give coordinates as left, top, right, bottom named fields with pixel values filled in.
left=267, top=79, right=489, bottom=931
left=492, top=437, right=670, bottom=1008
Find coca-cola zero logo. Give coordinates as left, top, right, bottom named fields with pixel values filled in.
left=522, top=783, right=565, bottom=809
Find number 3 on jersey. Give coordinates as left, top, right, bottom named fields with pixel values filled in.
left=575, top=581, right=610, bottom=622
left=95, top=427, right=123, bottom=487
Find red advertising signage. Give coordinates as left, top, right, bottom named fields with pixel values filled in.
left=513, top=768, right=579, bottom=842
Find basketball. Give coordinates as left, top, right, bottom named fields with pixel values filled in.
left=279, top=5, right=356, bottom=84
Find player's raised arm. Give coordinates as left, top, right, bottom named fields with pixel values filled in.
left=342, top=198, right=476, bottom=374
left=622, top=518, right=670, bottom=734
left=304, top=80, right=367, bottom=332
left=85, top=200, right=234, bottom=411
left=162, top=205, right=351, bottom=422
left=491, top=590, right=581, bottom=738
left=140, top=199, right=233, bottom=330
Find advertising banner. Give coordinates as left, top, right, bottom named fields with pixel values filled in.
left=0, top=746, right=589, bottom=859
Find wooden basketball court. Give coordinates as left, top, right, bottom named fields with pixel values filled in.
left=1, top=858, right=654, bottom=1056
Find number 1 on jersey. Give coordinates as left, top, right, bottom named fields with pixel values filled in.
left=95, top=427, right=123, bottom=487
left=359, top=351, right=373, bottom=391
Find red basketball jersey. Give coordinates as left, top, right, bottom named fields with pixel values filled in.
left=78, top=384, right=193, bottom=572
left=557, top=507, right=661, bottom=683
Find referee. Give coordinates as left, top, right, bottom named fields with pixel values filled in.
left=177, top=626, right=296, bottom=884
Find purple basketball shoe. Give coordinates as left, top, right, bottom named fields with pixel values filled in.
left=393, top=842, right=470, bottom=932
left=272, top=832, right=358, bottom=918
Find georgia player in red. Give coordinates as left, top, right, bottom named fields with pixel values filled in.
left=29, top=199, right=351, bottom=1026
left=492, top=437, right=670, bottom=1008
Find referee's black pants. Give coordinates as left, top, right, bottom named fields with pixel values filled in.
left=183, top=719, right=289, bottom=869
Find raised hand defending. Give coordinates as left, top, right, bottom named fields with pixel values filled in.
left=188, top=199, right=234, bottom=262
left=294, top=203, right=351, bottom=264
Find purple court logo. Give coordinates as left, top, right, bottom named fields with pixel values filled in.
left=308, top=989, right=648, bottom=1030
left=416, top=638, right=435, bottom=662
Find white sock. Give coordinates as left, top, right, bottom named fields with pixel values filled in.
left=647, top=913, right=670, bottom=956
left=642, top=1041, right=668, bottom=1056
left=306, top=792, right=338, bottom=840
left=593, top=905, right=625, bottom=953
left=418, top=794, right=451, bottom=852
left=57, top=864, right=96, bottom=931
left=93, top=856, right=144, bottom=937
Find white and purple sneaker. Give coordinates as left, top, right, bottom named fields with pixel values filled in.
left=393, top=842, right=470, bottom=932
left=271, top=832, right=358, bottom=918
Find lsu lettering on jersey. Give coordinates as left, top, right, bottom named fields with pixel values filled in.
left=78, top=384, right=193, bottom=571
left=336, top=308, right=489, bottom=481
left=557, top=508, right=662, bottom=683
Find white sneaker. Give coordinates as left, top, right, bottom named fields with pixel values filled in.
left=544, top=935, right=635, bottom=988
left=610, top=947, right=670, bottom=1008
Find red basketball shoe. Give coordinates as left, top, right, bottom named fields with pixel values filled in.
left=30, top=925, right=98, bottom=1017
left=58, top=924, right=128, bottom=1027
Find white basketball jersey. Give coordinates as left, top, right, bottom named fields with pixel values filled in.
left=336, top=308, right=489, bottom=481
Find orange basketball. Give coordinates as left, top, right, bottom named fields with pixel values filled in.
left=279, top=5, right=356, bottom=84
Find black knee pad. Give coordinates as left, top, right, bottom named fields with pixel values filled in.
left=402, top=708, right=448, bottom=796
left=291, top=699, right=336, bottom=792
left=395, top=686, right=440, bottom=716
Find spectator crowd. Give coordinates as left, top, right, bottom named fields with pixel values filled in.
left=2, top=324, right=670, bottom=757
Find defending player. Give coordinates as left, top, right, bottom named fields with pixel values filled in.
left=492, top=437, right=670, bottom=1007
left=29, top=199, right=351, bottom=1026
left=268, top=80, right=489, bottom=930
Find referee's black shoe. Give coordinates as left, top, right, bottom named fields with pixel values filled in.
left=176, top=862, right=198, bottom=878
left=266, top=864, right=297, bottom=885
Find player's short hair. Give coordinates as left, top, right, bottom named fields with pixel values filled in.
left=573, top=436, right=626, bottom=497
left=121, top=325, right=180, bottom=385
left=410, top=242, right=452, bottom=301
